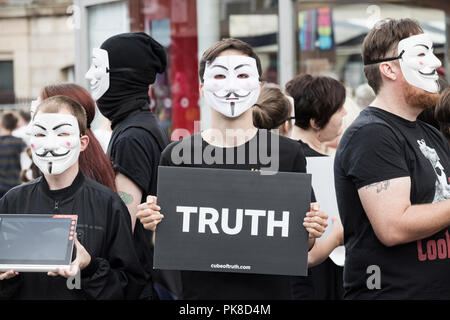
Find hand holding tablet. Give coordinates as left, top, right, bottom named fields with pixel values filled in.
left=0, top=214, right=78, bottom=273
left=47, top=235, right=91, bottom=278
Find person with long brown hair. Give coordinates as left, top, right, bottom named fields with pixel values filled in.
left=40, top=83, right=116, bottom=192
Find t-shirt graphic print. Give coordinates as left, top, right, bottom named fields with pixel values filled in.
left=417, top=139, right=450, bottom=202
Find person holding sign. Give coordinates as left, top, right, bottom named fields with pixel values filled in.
left=0, top=96, right=145, bottom=299
left=253, top=81, right=345, bottom=299
left=136, top=38, right=328, bottom=300
left=335, top=18, right=450, bottom=299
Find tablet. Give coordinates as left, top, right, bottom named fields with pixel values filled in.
left=0, top=214, right=78, bottom=272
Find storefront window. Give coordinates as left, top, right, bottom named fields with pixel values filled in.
left=129, top=0, right=279, bottom=137
left=295, top=2, right=446, bottom=94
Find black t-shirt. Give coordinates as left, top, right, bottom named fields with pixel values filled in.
left=159, top=129, right=310, bottom=299
left=335, top=107, right=450, bottom=299
left=108, top=110, right=170, bottom=299
left=111, top=127, right=162, bottom=199
left=298, top=140, right=325, bottom=157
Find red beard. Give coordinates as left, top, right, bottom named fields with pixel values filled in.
left=402, top=79, right=440, bottom=110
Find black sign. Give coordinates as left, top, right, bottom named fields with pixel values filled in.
left=154, top=166, right=311, bottom=276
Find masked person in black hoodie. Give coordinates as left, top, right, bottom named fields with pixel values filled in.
left=85, top=32, right=170, bottom=299
left=0, top=95, right=146, bottom=300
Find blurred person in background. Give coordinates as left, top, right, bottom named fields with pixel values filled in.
left=0, top=112, right=26, bottom=198
left=12, top=109, right=32, bottom=173
left=355, top=83, right=376, bottom=110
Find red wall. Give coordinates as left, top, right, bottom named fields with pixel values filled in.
left=138, top=0, right=200, bottom=138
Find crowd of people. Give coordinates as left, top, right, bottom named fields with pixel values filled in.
left=0, top=17, right=449, bottom=300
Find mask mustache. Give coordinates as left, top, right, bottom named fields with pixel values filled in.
left=35, top=149, right=70, bottom=157
left=213, top=90, right=251, bottom=99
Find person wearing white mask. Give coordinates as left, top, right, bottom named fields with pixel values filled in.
left=335, top=18, right=450, bottom=299
left=85, top=33, right=170, bottom=300
left=135, top=38, right=329, bottom=300
left=0, top=95, right=146, bottom=300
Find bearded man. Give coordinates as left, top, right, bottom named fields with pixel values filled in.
left=334, top=18, right=450, bottom=299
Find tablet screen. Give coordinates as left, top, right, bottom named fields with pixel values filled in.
left=0, top=214, right=77, bottom=267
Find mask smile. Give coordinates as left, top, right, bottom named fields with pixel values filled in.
left=90, top=80, right=100, bottom=90
left=418, top=70, right=438, bottom=77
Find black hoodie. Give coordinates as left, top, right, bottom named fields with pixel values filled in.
left=97, top=32, right=167, bottom=128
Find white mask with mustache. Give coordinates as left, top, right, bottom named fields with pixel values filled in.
left=203, top=55, right=260, bottom=118
left=85, top=48, right=110, bottom=100
left=30, top=113, right=81, bottom=175
left=398, top=33, right=442, bottom=93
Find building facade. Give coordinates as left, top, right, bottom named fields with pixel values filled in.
left=0, top=0, right=75, bottom=110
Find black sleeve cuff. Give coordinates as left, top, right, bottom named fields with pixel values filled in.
left=81, top=257, right=99, bottom=278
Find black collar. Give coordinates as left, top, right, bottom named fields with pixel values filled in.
left=41, top=170, right=85, bottom=201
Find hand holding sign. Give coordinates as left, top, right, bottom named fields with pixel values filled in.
left=0, top=270, right=19, bottom=280
left=303, top=202, right=328, bottom=239
left=136, top=195, right=164, bottom=231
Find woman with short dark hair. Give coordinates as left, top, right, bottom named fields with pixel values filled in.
left=286, top=74, right=347, bottom=300
left=286, top=74, right=347, bottom=156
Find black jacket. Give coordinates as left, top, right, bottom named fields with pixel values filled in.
left=0, top=171, right=146, bottom=300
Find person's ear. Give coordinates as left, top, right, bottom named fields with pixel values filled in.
left=379, top=61, right=398, bottom=81
left=80, top=135, right=89, bottom=152
left=199, top=83, right=204, bottom=98
left=280, top=121, right=290, bottom=137
left=309, top=118, right=320, bottom=131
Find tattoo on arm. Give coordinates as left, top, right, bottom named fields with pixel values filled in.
left=365, top=180, right=390, bottom=193
left=119, top=191, right=134, bottom=205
